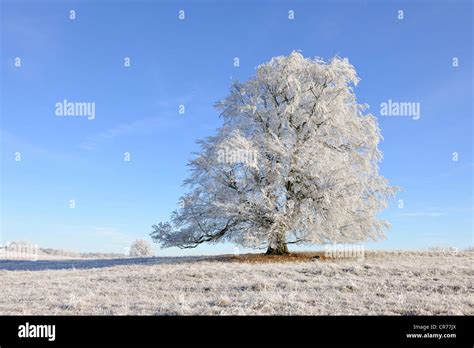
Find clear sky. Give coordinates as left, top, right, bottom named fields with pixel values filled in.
left=1, top=0, right=472, bottom=255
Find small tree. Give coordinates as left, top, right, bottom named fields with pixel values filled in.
left=151, top=52, right=398, bottom=255
left=129, top=239, right=154, bottom=257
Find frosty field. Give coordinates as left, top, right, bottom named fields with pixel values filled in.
left=0, top=251, right=472, bottom=315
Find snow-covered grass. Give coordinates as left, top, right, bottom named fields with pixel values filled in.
left=0, top=251, right=472, bottom=315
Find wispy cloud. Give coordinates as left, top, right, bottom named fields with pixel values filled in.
left=0, top=128, right=75, bottom=162
left=1, top=129, right=48, bottom=154
left=397, top=212, right=446, bottom=217
left=78, top=90, right=203, bottom=151
left=78, top=116, right=175, bottom=151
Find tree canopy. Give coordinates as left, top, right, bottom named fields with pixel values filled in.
left=151, top=52, right=398, bottom=254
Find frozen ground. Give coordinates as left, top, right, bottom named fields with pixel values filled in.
left=0, top=251, right=472, bottom=315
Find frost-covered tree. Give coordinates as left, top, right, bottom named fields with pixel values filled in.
left=151, top=52, right=398, bottom=255
left=129, top=239, right=154, bottom=257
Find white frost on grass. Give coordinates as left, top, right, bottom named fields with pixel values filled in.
left=0, top=252, right=472, bottom=315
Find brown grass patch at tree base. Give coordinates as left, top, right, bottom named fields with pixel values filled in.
left=214, top=252, right=328, bottom=263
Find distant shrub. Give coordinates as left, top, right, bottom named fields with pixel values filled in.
left=129, top=239, right=154, bottom=257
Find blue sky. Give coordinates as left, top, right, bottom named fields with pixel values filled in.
left=1, top=0, right=472, bottom=255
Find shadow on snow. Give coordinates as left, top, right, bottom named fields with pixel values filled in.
left=0, top=256, right=209, bottom=271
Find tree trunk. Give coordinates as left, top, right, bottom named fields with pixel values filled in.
left=266, top=235, right=289, bottom=255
